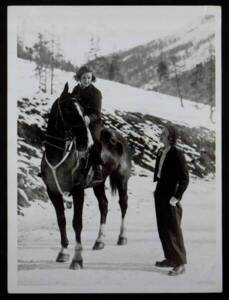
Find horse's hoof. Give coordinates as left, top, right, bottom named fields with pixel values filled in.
left=69, top=260, right=83, bottom=270
left=117, top=237, right=127, bottom=245
left=56, top=252, right=70, bottom=262
left=92, top=241, right=105, bottom=250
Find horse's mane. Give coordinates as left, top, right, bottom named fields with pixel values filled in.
left=46, top=100, right=63, bottom=135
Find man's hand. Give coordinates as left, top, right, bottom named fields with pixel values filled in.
left=169, top=196, right=178, bottom=207
left=85, top=116, right=90, bottom=126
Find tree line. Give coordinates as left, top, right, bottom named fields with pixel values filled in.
left=17, top=33, right=76, bottom=94
left=85, top=34, right=124, bottom=83
left=17, top=32, right=215, bottom=123
left=17, top=32, right=123, bottom=94
left=155, top=40, right=215, bottom=123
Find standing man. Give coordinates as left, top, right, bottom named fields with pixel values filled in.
left=154, top=124, right=189, bottom=276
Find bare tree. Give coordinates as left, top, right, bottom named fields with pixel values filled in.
left=171, top=55, right=184, bottom=108
left=87, top=35, right=101, bottom=62
left=33, top=33, right=50, bottom=93
left=48, top=36, right=56, bottom=95
left=191, top=63, right=204, bottom=108
left=157, top=46, right=169, bottom=82
left=17, top=35, right=24, bottom=57
left=208, top=40, right=215, bottom=123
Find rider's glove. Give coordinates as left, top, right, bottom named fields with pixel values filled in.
left=85, top=116, right=90, bottom=126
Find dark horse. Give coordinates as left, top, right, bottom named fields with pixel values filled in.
left=40, top=83, right=131, bottom=269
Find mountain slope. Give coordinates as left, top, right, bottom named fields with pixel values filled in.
left=87, top=15, right=215, bottom=105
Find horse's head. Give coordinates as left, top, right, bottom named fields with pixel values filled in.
left=57, top=82, right=89, bottom=151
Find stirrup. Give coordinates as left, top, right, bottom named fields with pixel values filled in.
left=84, top=177, right=104, bottom=189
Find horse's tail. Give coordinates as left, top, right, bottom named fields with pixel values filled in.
left=109, top=173, right=118, bottom=196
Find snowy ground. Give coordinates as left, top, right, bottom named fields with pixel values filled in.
left=15, top=168, right=222, bottom=293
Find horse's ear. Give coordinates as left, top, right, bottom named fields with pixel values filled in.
left=60, top=82, right=69, bottom=98
left=116, top=142, right=123, bottom=156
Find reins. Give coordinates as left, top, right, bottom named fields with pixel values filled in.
left=45, top=133, right=67, bottom=141
left=43, top=132, right=71, bottom=152
left=42, top=140, right=68, bottom=151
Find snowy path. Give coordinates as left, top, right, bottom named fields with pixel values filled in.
left=17, top=171, right=221, bottom=293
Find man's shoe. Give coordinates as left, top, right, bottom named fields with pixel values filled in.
left=155, top=259, right=175, bottom=268
left=168, top=264, right=185, bottom=276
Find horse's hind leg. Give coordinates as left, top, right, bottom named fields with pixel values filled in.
left=47, top=188, right=70, bottom=262
left=70, top=187, right=84, bottom=269
left=92, top=183, right=108, bottom=250
left=117, top=178, right=128, bottom=245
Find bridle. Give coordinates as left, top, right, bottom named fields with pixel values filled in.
left=43, top=96, right=84, bottom=152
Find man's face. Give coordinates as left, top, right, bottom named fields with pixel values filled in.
left=80, top=72, right=93, bottom=88
left=159, top=127, right=169, bottom=146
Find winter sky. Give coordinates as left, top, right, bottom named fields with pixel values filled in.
left=10, top=5, right=219, bottom=66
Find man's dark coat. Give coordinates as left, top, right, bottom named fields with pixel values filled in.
left=154, top=145, right=189, bottom=265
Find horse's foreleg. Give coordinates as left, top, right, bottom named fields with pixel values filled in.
left=70, top=188, right=84, bottom=269
left=117, top=180, right=128, bottom=245
left=92, top=183, right=108, bottom=250
left=47, top=188, right=70, bottom=262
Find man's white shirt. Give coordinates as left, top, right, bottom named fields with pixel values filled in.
left=157, top=146, right=171, bottom=179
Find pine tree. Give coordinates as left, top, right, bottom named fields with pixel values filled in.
left=108, top=53, right=123, bottom=83
left=25, top=47, right=33, bottom=61
left=157, top=60, right=168, bottom=82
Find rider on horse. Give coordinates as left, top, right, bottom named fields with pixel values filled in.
left=71, top=65, right=103, bottom=186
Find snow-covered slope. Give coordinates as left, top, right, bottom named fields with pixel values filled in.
left=88, top=14, right=216, bottom=104
left=12, top=58, right=220, bottom=294
left=16, top=58, right=215, bottom=213
left=129, top=14, right=215, bottom=77
left=151, top=14, right=215, bottom=73
left=16, top=58, right=215, bottom=129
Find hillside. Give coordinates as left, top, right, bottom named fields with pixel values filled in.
left=87, top=15, right=215, bottom=105
left=15, top=58, right=215, bottom=215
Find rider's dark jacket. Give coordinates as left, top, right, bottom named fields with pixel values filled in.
left=71, top=84, right=102, bottom=141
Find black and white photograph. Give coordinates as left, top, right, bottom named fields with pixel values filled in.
left=7, top=5, right=222, bottom=293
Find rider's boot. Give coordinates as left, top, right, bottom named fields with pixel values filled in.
left=91, top=164, right=103, bottom=185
